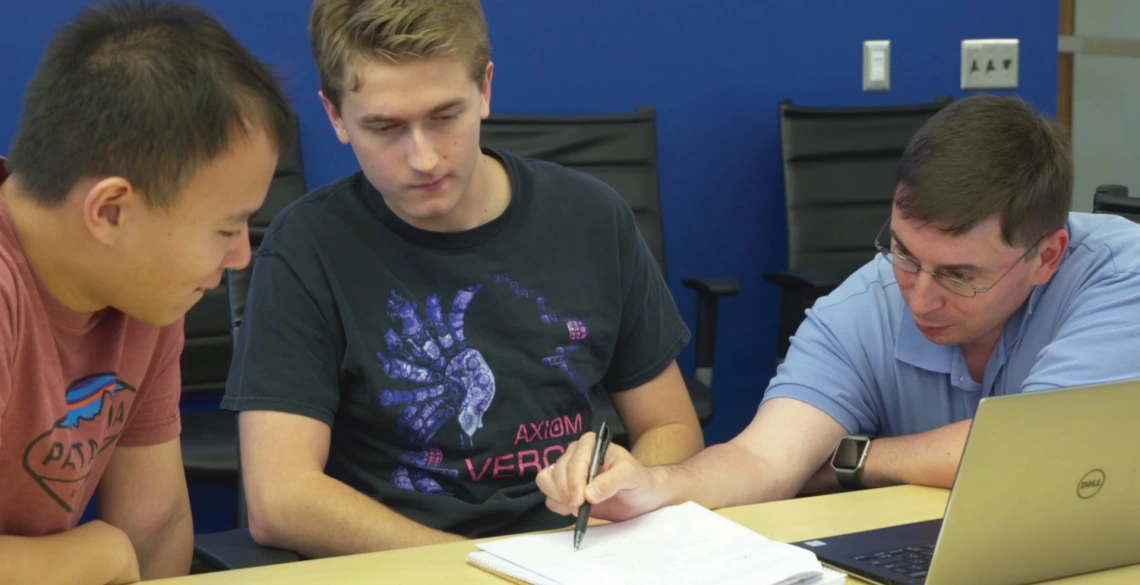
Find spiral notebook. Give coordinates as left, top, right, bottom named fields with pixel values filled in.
left=466, top=501, right=847, bottom=585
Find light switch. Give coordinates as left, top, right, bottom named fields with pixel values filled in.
left=863, top=40, right=890, bottom=91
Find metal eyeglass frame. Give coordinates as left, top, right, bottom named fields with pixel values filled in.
left=873, top=218, right=1047, bottom=298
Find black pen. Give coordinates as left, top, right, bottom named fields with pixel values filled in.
left=573, top=420, right=612, bottom=551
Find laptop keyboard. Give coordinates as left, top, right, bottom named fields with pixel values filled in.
left=852, top=543, right=935, bottom=580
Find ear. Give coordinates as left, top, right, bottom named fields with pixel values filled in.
left=319, top=90, right=351, bottom=145
left=479, top=61, right=494, bottom=120
left=81, top=177, right=138, bottom=246
left=1030, top=228, right=1070, bottom=286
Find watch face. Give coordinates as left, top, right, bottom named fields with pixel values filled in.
left=834, top=437, right=867, bottom=469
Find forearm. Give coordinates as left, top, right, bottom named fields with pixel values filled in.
left=629, top=422, right=704, bottom=466
left=249, top=472, right=466, bottom=558
left=860, top=419, right=972, bottom=489
left=0, top=521, right=136, bottom=585
left=653, top=439, right=788, bottom=510
left=130, top=501, right=193, bottom=580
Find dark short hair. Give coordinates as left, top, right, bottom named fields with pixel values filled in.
left=6, top=0, right=294, bottom=209
left=894, top=94, right=1073, bottom=249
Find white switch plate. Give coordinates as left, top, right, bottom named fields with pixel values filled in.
left=960, top=39, right=1018, bottom=89
left=863, top=40, right=890, bottom=91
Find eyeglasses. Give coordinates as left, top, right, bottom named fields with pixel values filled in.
left=874, top=219, right=1046, bottom=298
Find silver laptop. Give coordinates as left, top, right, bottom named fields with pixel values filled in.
left=792, top=378, right=1140, bottom=585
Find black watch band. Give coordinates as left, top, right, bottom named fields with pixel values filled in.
left=836, top=463, right=863, bottom=491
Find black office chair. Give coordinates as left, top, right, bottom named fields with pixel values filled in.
left=1092, top=184, right=1140, bottom=222
left=763, top=96, right=953, bottom=359
left=480, top=106, right=740, bottom=445
left=179, top=292, right=239, bottom=487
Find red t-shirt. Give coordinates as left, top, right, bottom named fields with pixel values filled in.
left=0, top=158, right=183, bottom=535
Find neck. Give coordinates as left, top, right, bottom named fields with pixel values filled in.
left=401, top=152, right=510, bottom=233
left=958, top=317, right=1011, bottom=383
left=2, top=180, right=104, bottom=316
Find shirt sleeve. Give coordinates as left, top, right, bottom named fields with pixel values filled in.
left=601, top=201, right=691, bottom=392
left=760, top=289, right=883, bottom=435
left=1021, top=269, right=1140, bottom=392
left=118, top=320, right=184, bottom=447
left=221, top=246, right=344, bottom=426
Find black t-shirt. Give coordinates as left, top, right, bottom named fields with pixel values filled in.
left=222, top=147, right=690, bottom=538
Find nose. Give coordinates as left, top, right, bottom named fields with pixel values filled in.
left=221, top=230, right=253, bottom=271
left=405, top=126, right=438, bottom=175
left=907, top=270, right=946, bottom=315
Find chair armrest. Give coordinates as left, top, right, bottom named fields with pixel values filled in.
left=680, top=277, right=742, bottom=297
left=1093, top=184, right=1140, bottom=215
left=760, top=268, right=847, bottom=291
left=680, top=277, right=742, bottom=387
left=193, top=528, right=303, bottom=572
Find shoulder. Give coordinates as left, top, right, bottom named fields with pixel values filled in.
left=804, top=255, right=906, bottom=348
left=814, top=255, right=903, bottom=316
left=260, top=172, right=367, bottom=253
left=1063, top=212, right=1140, bottom=276
left=494, top=148, right=635, bottom=224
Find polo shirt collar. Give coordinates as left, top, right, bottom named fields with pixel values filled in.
left=895, top=312, right=954, bottom=375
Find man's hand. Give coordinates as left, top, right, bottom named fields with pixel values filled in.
left=98, top=522, right=141, bottom=585
left=536, top=431, right=671, bottom=522
left=0, top=520, right=140, bottom=585
left=540, top=397, right=851, bottom=522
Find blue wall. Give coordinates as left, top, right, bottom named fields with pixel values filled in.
left=2, top=0, right=1056, bottom=529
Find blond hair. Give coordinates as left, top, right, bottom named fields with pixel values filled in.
left=310, top=0, right=491, bottom=108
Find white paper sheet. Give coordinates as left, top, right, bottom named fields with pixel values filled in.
left=472, top=501, right=845, bottom=585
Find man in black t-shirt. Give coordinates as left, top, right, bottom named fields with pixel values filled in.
left=221, top=0, right=705, bottom=558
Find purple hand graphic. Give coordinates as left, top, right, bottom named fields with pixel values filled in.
left=377, top=286, right=495, bottom=494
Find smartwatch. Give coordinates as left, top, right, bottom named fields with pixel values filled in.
left=830, top=435, right=873, bottom=491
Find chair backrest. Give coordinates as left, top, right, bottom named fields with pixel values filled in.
left=778, top=96, right=952, bottom=275
left=180, top=113, right=307, bottom=396
left=479, top=106, right=668, bottom=278
left=1092, top=184, right=1140, bottom=223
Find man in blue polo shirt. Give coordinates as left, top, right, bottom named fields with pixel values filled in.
left=536, top=93, right=1140, bottom=521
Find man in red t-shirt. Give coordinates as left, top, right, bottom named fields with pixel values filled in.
left=0, top=2, right=294, bottom=583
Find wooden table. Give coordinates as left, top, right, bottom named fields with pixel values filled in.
left=147, top=485, right=1140, bottom=584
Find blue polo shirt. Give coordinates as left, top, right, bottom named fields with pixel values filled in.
left=762, top=212, right=1140, bottom=437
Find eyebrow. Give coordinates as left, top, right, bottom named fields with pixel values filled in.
left=226, top=208, right=259, bottom=224
left=889, top=230, right=989, bottom=274
left=358, top=99, right=466, bottom=125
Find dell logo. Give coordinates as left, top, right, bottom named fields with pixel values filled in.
left=1077, top=469, right=1106, bottom=499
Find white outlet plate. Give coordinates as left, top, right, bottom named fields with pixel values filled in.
left=863, top=40, right=890, bottom=91
left=961, top=38, right=1019, bottom=89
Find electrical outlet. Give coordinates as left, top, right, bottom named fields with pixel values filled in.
left=960, top=39, right=1018, bottom=89
left=863, top=40, right=890, bottom=91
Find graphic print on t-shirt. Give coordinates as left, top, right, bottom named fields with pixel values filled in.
left=376, top=284, right=495, bottom=495
left=376, top=275, right=591, bottom=497
left=22, top=373, right=136, bottom=512
left=492, top=274, right=590, bottom=394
